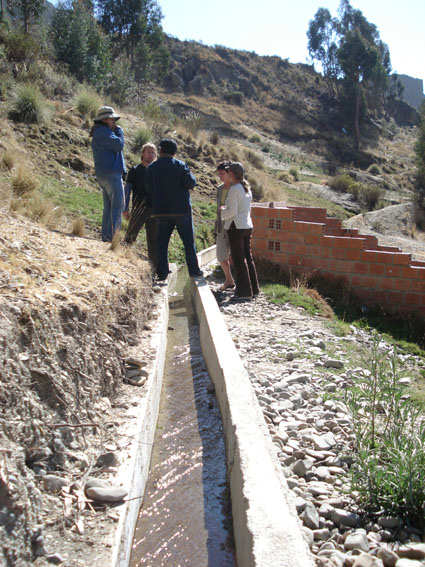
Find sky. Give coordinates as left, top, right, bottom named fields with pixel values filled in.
left=159, top=0, right=425, bottom=89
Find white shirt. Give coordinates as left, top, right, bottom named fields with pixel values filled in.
left=221, top=183, right=253, bottom=230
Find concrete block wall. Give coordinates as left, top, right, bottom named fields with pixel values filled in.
left=251, top=203, right=425, bottom=317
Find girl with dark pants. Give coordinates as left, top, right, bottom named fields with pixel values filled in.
left=221, top=163, right=259, bottom=299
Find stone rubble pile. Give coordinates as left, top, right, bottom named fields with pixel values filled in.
left=213, top=287, right=425, bottom=567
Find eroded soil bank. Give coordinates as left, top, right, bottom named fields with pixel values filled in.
left=0, top=213, right=154, bottom=566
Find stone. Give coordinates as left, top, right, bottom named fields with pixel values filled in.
left=331, top=508, right=361, bottom=528
left=315, top=466, right=332, bottom=481
left=397, top=544, right=425, bottom=560
left=324, top=359, right=344, bottom=369
left=95, top=452, right=119, bottom=468
left=302, top=527, right=314, bottom=547
left=352, top=554, right=384, bottom=567
left=307, top=481, right=332, bottom=496
left=285, top=373, right=309, bottom=385
left=125, top=368, right=148, bottom=379
left=311, top=432, right=337, bottom=450
left=294, top=496, right=307, bottom=513
left=125, top=358, right=147, bottom=368
left=344, top=531, right=370, bottom=552
left=43, top=475, right=68, bottom=493
left=292, top=459, right=314, bottom=477
left=376, top=549, right=398, bottom=567
left=84, top=478, right=110, bottom=494
left=85, top=486, right=128, bottom=503
left=301, top=502, right=320, bottom=530
left=378, top=517, right=401, bottom=530
left=46, top=553, right=65, bottom=564
left=313, top=528, right=331, bottom=541
left=395, top=561, right=424, bottom=567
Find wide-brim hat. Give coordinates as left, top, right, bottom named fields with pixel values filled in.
left=94, top=106, right=120, bottom=122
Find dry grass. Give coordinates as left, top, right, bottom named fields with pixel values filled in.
left=71, top=217, right=85, bottom=237
left=245, top=149, right=264, bottom=170
left=11, top=167, right=39, bottom=196
left=1, top=151, right=15, bottom=171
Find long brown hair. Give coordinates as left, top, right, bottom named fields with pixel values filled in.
left=227, top=162, right=251, bottom=193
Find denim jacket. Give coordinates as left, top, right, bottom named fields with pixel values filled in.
left=92, top=124, right=126, bottom=177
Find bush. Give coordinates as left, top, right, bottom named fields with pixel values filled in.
left=368, top=164, right=381, bottom=175
left=249, top=134, right=261, bottom=143
left=11, top=167, right=39, bottom=196
left=278, top=171, right=293, bottom=184
left=247, top=176, right=264, bottom=201
left=359, top=184, right=382, bottom=210
left=4, top=30, right=40, bottom=63
left=209, top=131, right=219, bottom=145
left=0, top=151, right=15, bottom=171
left=75, top=88, right=102, bottom=119
left=245, top=149, right=264, bottom=170
left=71, top=217, right=85, bottom=237
left=224, top=91, right=244, bottom=106
left=289, top=167, right=299, bottom=181
left=183, top=110, right=202, bottom=136
left=328, top=174, right=355, bottom=193
left=9, top=85, right=45, bottom=124
left=133, top=127, right=153, bottom=151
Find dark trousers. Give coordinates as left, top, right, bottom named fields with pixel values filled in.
left=227, top=223, right=259, bottom=297
left=125, top=200, right=157, bottom=267
left=156, top=214, right=201, bottom=280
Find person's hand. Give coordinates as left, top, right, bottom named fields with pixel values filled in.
left=123, top=211, right=130, bottom=220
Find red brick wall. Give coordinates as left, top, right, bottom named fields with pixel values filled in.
left=251, top=203, right=425, bottom=317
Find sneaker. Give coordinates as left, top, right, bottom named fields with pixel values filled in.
left=190, top=270, right=204, bottom=279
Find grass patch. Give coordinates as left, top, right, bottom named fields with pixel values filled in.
left=133, top=127, right=153, bottom=151
left=71, top=217, right=85, bottom=237
left=346, top=334, right=425, bottom=525
left=40, top=177, right=102, bottom=226
left=282, top=183, right=350, bottom=219
left=12, top=167, right=39, bottom=196
left=261, top=282, right=329, bottom=317
left=9, top=84, right=46, bottom=124
left=326, top=318, right=351, bottom=337
left=75, top=88, right=102, bottom=119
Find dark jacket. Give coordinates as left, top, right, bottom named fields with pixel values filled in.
left=146, top=157, right=196, bottom=216
left=124, top=163, right=151, bottom=212
left=91, top=124, right=126, bottom=177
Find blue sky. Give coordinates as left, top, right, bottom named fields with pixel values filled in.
left=160, top=0, right=425, bottom=88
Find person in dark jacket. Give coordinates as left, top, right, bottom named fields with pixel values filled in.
left=123, top=142, right=158, bottom=265
left=146, top=139, right=203, bottom=281
left=91, top=106, right=126, bottom=242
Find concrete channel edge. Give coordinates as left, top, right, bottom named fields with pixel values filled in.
left=111, top=265, right=178, bottom=567
left=194, top=246, right=315, bottom=567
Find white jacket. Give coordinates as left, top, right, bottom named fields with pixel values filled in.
left=221, top=183, right=253, bottom=229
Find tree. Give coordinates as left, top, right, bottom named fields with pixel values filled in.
left=7, top=0, right=44, bottom=32
left=307, top=0, right=392, bottom=148
left=414, top=102, right=425, bottom=226
left=51, top=1, right=110, bottom=86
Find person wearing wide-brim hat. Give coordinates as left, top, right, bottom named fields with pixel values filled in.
left=91, top=106, right=126, bottom=242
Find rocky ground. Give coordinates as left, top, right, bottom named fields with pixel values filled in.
left=207, top=272, right=425, bottom=567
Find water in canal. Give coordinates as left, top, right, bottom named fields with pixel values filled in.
left=130, top=274, right=235, bottom=566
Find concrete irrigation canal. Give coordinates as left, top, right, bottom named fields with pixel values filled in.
left=114, top=247, right=313, bottom=567
left=130, top=271, right=235, bottom=566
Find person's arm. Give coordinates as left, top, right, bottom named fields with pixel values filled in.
left=182, top=163, right=196, bottom=190
left=221, top=187, right=239, bottom=222
left=95, top=125, right=125, bottom=153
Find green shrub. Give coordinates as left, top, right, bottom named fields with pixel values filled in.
left=245, top=149, right=264, bottom=170
left=4, top=30, right=39, bottom=63
left=9, top=85, right=45, bottom=124
left=249, top=134, right=261, bottom=143
left=329, top=174, right=355, bottom=193
left=133, top=127, right=153, bottom=151
left=359, top=184, right=382, bottom=210
left=289, top=167, right=299, bottom=181
left=224, top=91, right=244, bottom=106
left=368, top=164, right=381, bottom=176
left=75, top=88, right=102, bottom=119
left=183, top=110, right=202, bottom=136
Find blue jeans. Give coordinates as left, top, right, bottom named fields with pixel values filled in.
left=97, top=174, right=124, bottom=242
left=156, top=214, right=201, bottom=279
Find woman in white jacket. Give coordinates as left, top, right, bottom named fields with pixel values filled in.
left=220, top=162, right=259, bottom=299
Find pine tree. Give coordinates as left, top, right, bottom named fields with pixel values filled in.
left=7, top=0, right=44, bottom=32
